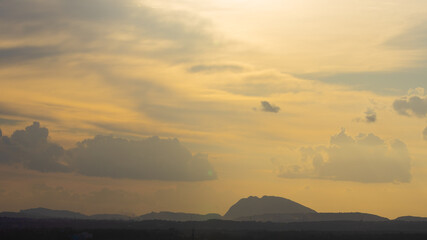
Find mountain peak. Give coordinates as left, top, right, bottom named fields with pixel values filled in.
left=224, top=196, right=316, bottom=220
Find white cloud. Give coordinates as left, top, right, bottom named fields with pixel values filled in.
left=279, top=129, right=411, bottom=183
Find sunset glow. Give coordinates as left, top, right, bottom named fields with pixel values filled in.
left=1, top=0, right=427, bottom=220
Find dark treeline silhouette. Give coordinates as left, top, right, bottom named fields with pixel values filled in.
left=2, top=220, right=427, bottom=240
left=2, top=217, right=427, bottom=232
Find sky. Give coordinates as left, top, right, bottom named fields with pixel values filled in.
left=1, top=0, right=427, bottom=219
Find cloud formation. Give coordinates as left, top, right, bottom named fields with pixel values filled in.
left=393, top=96, right=427, bottom=118
left=278, top=129, right=411, bottom=183
left=260, top=101, right=280, bottom=113
left=0, top=123, right=217, bottom=181
left=66, top=135, right=217, bottom=181
left=0, top=0, right=217, bottom=64
left=365, top=109, right=377, bottom=123
left=393, top=88, right=427, bottom=118
left=0, top=122, right=68, bottom=172
left=423, top=127, right=427, bottom=141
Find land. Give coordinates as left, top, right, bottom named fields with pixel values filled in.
left=1, top=196, right=427, bottom=239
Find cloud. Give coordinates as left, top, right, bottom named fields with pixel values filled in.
left=423, top=127, right=427, bottom=141
left=0, top=118, right=22, bottom=126
left=0, top=122, right=217, bottom=181
left=365, top=109, right=377, bottom=123
left=0, top=104, right=57, bottom=122
left=278, top=129, right=411, bottom=183
left=66, top=135, right=217, bottom=181
left=393, top=95, right=427, bottom=118
left=0, top=46, right=61, bottom=65
left=188, top=64, right=244, bottom=73
left=0, top=122, right=69, bottom=172
left=0, top=0, right=218, bottom=64
left=385, top=22, right=427, bottom=50
left=260, top=101, right=280, bottom=113
left=223, top=72, right=310, bottom=97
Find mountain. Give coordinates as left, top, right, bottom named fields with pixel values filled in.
left=0, top=208, right=130, bottom=220
left=89, top=214, right=131, bottom=220
left=18, top=208, right=88, bottom=219
left=138, top=211, right=222, bottom=221
left=395, top=216, right=427, bottom=222
left=224, top=196, right=317, bottom=220
left=236, top=212, right=388, bottom=222
left=1, top=197, right=422, bottom=224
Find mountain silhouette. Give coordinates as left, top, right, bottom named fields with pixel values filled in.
left=1, top=196, right=426, bottom=223
left=395, top=216, right=427, bottom=222
left=89, top=214, right=131, bottom=220
left=236, top=212, right=388, bottom=222
left=19, top=208, right=88, bottom=219
left=0, top=208, right=130, bottom=220
left=138, top=211, right=222, bottom=221
left=224, top=196, right=316, bottom=220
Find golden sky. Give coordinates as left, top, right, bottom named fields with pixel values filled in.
left=1, top=0, right=427, bottom=219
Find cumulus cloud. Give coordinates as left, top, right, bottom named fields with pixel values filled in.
left=393, top=88, right=427, bottom=118
left=0, top=123, right=217, bottom=181
left=66, top=135, right=217, bottom=181
left=278, top=129, right=411, bottom=183
left=0, top=122, right=68, bottom=172
left=260, top=101, right=280, bottom=113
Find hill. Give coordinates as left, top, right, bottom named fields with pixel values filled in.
left=138, top=211, right=222, bottom=221
left=0, top=208, right=130, bottom=220
left=224, top=196, right=316, bottom=220
left=237, top=212, right=388, bottom=222
left=395, top=216, right=427, bottom=222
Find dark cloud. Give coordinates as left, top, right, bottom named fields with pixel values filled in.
left=365, top=109, right=377, bottom=123
left=0, top=103, right=57, bottom=122
left=393, top=96, right=427, bottom=118
left=279, top=129, right=411, bottom=183
left=423, top=127, right=427, bottom=141
left=0, top=118, right=22, bottom=126
left=0, top=122, right=68, bottom=172
left=0, top=0, right=217, bottom=64
left=0, top=46, right=61, bottom=65
left=188, top=64, right=244, bottom=73
left=260, top=101, right=280, bottom=113
left=66, top=135, right=217, bottom=181
left=0, top=123, right=217, bottom=181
